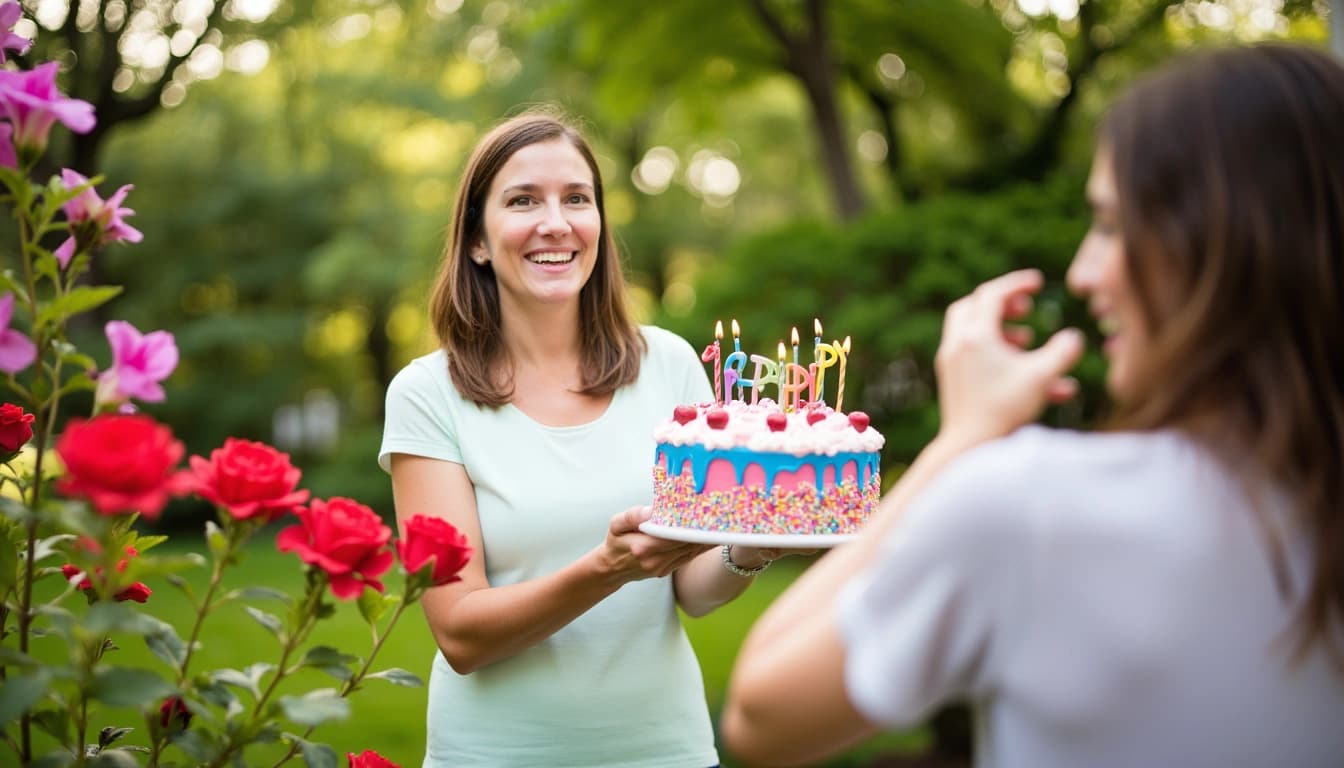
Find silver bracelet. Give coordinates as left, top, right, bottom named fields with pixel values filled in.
left=721, top=544, right=771, bottom=577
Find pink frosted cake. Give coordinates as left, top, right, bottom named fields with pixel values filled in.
left=649, top=400, right=884, bottom=540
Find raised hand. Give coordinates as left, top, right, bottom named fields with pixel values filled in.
left=935, top=269, right=1085, bottom=448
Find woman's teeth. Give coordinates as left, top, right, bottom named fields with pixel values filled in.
left=527, top=251, right=574, bottom=264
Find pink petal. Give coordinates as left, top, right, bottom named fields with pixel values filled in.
left=0, top=329, right=36, bottom=374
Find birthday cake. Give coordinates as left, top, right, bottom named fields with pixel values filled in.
left=648, top=400, right=884, bottom=541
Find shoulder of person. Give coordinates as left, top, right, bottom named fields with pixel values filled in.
left=386, top=349, right=455, bottom=402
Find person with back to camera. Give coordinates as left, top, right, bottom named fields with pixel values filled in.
left=379, top=108, right=799, bottom=768
left=720, top=43, right=1344, bottom=768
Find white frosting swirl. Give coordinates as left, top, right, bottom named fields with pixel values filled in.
left=653, top=399, right=885, bottom=456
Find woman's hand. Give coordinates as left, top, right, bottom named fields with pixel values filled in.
left=598, top=506, right=714, bottom=585
left=726, top=546, right=817, bottom=570
left=935, top=269, right=1084, bottom=448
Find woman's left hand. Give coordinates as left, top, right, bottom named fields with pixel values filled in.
left=727, top=546, right=817, bottom=569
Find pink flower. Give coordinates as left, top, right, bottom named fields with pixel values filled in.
left=0, top=293, right=36, bottom=375
left=95, top=320, right=177, bottom=405
left=0, top=62, right=95, bottom=154
left=0, top=2, right=32, bottom=64
left=0, top=123, right=15, bottom=170
left=54, top=169, right=143, bottom=267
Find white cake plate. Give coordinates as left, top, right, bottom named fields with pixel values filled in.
left=638, top=522, right=856, bottom=549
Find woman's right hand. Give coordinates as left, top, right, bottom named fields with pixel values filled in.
left=597, top=506, right=714, bottom=584
left=934, top=269, right=1085, bottom=449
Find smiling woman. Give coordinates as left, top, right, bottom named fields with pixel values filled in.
left=379, top=108, right=793, bottom=768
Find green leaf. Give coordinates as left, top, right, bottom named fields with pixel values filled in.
left=210, top=663, right=272, bottom=701
left=365, top=667, right=423, bottom=688
left=0, top=669, right=52, bottom=723
left=53, top=371, right=96, bottom=397
left=284, top=733, right=338, bottom=768
left=205, top=520, right=228, bottom=562
left=0, top=645, right=39, bottom=668
left=30, top=706, right=71, bottom=742
left=89, top=667, right=175, bottom=708
left=228, top=585, right=290, bottom=604
left=88, top=750, right=140, bottom=768
left=0, top=269, right=23, bottom=295
left=144, top=619, right=189, bottom=668
left=300, top=646, right=358, bottom=682
left=356, top=588, right=391, bottom=625
left=84, top=601, right=162, bottom=636
left=29, top=751, right=76, bottom=768
left=50, top=340, right=98, bottom=371
left=32, top=533, right=77, bottom=563
left=277, top=689, right=350, bottom=727
left=34, top=285, right=124, bottom=331
left=242, top=605, right=283, bottom=638
left=167, top=729, right=220, bottom=762
left=99, top=725, right=134, bottom=748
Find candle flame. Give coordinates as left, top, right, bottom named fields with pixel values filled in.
left=777, top=340, right=786, bottom=360
left=791, top=326, right=800, bottom=346
left=814, top=318, right=822, bottom=337
left=842, top=335, right=852, bottom=353
left=714, top=320, right=723, bottom=340
left=731, top=319, right=740, bottom=338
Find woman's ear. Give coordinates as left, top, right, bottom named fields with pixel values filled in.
left=471, top=242, right=490, bottom=265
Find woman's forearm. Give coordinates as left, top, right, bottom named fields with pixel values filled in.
left=424, top=549, right=622, bottom=674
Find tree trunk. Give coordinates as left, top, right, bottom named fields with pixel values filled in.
left=748, top=0, right=867, bottom=219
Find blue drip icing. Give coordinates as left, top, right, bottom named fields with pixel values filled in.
left=654, top=443, right=879, bottom=493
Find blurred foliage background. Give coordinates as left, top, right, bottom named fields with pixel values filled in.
left=4, top=0, right=1335, bottom=764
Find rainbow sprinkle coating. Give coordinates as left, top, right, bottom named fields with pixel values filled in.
left=650, top=456, right=881, bottom=536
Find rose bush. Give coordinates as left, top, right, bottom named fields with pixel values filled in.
left=0, top=5, right=471, bottom=766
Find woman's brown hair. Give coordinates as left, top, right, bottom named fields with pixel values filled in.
left=428, top=108, right=645, bottom=407
left=1101, top=44, right=1344, bottom=662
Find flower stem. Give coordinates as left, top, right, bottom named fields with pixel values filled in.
left=268, top=599, right=410, bottom=767
left=203, top=572, right=325, bottom=768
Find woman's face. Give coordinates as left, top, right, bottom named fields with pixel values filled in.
left=473, top=139, right=602, bottom=311
left=1067, top=148, right=1149, bottom=401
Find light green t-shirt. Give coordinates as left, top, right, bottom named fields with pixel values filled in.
left=379, top=326, right=718, bottom=768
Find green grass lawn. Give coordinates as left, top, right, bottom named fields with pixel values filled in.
left=28, top=533, right=926, bottom=767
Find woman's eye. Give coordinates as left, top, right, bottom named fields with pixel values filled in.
left=507, top=195, right=534, bottom=207
left=566, top=193, right=590, bottom=205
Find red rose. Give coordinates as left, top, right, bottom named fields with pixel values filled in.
left=187, top=438, right=309, bottom=521
left=276, top=497, right=394, bottom=600
left=0, top=402, right=34, bottom=453
left=61, top=545, right=152, bottom=602
left=158, top=696, right=192, bottom=730
left=347, top=750, right=399, bottom=768
left=397, top=515, right=472, bottom=588
left=55, top=415, right=191, bottom=519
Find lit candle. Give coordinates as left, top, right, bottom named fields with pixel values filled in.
left=784, top=362, right=813, bottom=411
left=748, top=354, right=777, bottom=405
left=777, top=340, right=787, bottom=409
left=813, top=340, right=838, bottom=404
left=791, top=327, right=800, bottom=367
left=700, top=320, right=724, bottom=404
left=835, top=335, right=851, bottom=412
left=730, top=319, right=744, bottom=400
left=728, top=354, right=752, bottom=402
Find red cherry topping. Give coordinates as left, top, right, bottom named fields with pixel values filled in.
left=766, top=413, right=788, bottom=432
left=672, top=405, right=697, bottom=425
left=706, top=409, right=730, bottom=430
left=848, top=412, right=870, bottom=432
left=806, top=409, right=827, bottom=425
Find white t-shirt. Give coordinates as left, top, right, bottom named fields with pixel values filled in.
left=380, top=326, right=718, bottom=768
left=836, top=425, right=1344, bottom=768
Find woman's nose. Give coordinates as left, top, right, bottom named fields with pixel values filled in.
left=537, top=202, right=572, bottom=236
left=1066, top=239, right=1095, bottom=296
